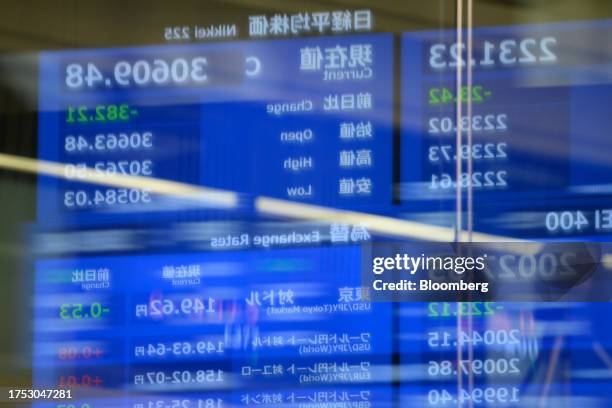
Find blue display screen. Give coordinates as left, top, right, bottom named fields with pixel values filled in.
left=37, top=21, right=612, bottom=239
left=401, top=20, right=612, bottom=238
left=33, top=246, right=392, bottom=407
left=30, top=17, right=612, bottom=408
left=38, top=34, right=393, bottom=226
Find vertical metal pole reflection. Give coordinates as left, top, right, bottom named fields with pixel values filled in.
left=455, top=0, right=464, bottom=243
left=466, top=0, right=474, bottom=243
left=455, top=1, right=464, bottom=406
left=466, top=2, right=475, bottom=408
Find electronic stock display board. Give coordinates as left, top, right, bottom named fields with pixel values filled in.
left=37, top=21, right=612, bottom=237
left=32, top=18, right=612, bottom=408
